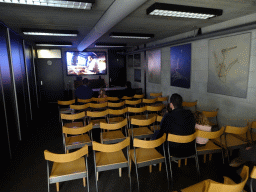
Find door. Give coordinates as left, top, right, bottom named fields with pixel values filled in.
left=35, top=58, right=64, bottom=105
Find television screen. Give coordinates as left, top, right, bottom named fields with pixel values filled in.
left=66, top=51, right=107, bottom=75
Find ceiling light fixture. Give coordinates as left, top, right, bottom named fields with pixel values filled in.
left=146, top=3, right=223, bottom=19
left=0, top=0, right=95, bottom=9
left=109, top=32, right=154, bottom=39
left=22, top=29, right=78, bottom=37
left=35, top=42, right=72, bottom=47
left=95, top=43, right=126, bottom=48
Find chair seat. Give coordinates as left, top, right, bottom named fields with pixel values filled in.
left=50, top=157, right=87, bottom=179
left=64, top=122, right=84, bottom=128
left=95, top=151, right=127, bottom=167
left=213, top=134, right=247, bottom=149
left=108, top=117, right=125, bottom=124
left=101, top=130, right=125, bottom=142
left=129, top=148, right=164, bottom=164
left=197, top=140, right=222, bottom=154
left=66, top=134, right=91, bottom=146
left=128, top=127, right=154, bottom=137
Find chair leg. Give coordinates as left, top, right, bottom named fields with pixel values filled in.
left=185, top=159, right=187, bottom=166
left=97, top=172, right=99, bottom=181
left=178, top=160, right=181, bottom=167
left=119, top=168, right=122, bottom=177
left=159, top=163, right=162, bottom=171
left=83, top=177, right=86, bottom=187
left=209, top=154, right=212, bottom=161
left=56, top=183, right=59, bottom=192
left=149, top=165, right=152, bottom=173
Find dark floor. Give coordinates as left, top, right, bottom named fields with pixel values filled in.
left=0, top=103, right=243, bottom=192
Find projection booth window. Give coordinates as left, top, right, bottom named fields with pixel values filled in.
left=37, top=49, right=61, bottom=58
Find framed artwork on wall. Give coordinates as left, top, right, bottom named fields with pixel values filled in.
left=170, top=43, right=191, bottom=88
left=133, top=53, right=141, bottom=67
left=127, top=55, right=133, bottom=67
left=134, top=69, right=141, bottom=82
left=207, top=33, right=251, bottom=98
left=147, top=49, right=161, bottom=84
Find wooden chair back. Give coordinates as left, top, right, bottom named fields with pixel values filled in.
left=92, top=137, right=130, bottom=153
left=100, top=118, right=127, bottom=131
left=207, top=165, right=249, bottom=192
left=157, top=96, right=168, bottom=102
left=196, top=126, right=225, bottom=139
left=182, top=100, right=197, bottom=107
left=125, top=99, right=141, bottom=106
left=122, top=96, right=133, bottom=100
left=90, top=102, right=108, bottom=109
left=225, top=125, right=249, bottom=135
left=202, top=109, right=219, bottom=118
left=61, top=111, right=86, bottom=120
left=249, top=121, right=256, bottom=129
left=156, top=115, right=163, bottom=122
left=128, top=106, right=146, bottom=114
left=58, top=99, right=75, bottom=105
left=44, top=145, right=88, bottom=163
left=131, top=116, right=156, bottom=126
left=146, top=105, right=164, bottom=112
left=87, top=110, right=109, bottom=118
left=133, top=133, right=166, bottom=148
left=91, top=97, right=107, bottom=103
left=251, top=166, right=256, bottom=179
left=150, top=92, right=162, bottom=97
left=70, top=103, right=90, bottom=110
left=108, top=108, right=128, bottom=116
left=107, top=97, right=119, bottom=101
left=108, top=101, right=125, bottom=108
left=167, top=132, right=197, bottom=143
left=62, top=123, right=93, bottom=135
left=133, top=94, right=144, bottom=99
left=142, top=98, right=157, bottom=104
left=77, top=98, right=92, bottom=103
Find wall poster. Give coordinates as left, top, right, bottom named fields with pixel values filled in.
left=170, top=43, right=191, bottom=88
left=208, top=33, right=251, bottom=98
left=133, top=53, right=141, bottom=67
left=147, top=49, right=161, bottom=84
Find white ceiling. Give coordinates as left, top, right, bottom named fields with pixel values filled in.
left=0, top=0, right=255, bottom=50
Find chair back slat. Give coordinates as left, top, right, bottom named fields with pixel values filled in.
left=70, top=103, right=89, bottom=110
left=58, top=99, right=75, bottom=105
left=107, top=97, right=119, bottom=101
left=100, top=118, right=127, bottom=130
left=225, top=125, right=248, bottom=135
left=133, top=134, right=166, bottom=148
left=128, top=106, right=146, bottom=113
left=156, top=115, right=163, bottom=122
left=92, top=137, right=130, bottom=152
left=157, top=96, right=168, bottom=102
left=182, top=101, right=197, bottom=107
left=142, top=98, right=157, bottom=104
left=167, top=132, right=197, bottom=143
left=146, top=105, right=164, bottom=112
left=44, top=145, right=88, bottom=163
left=122, top=96, right=133, bottom=100
left=202, top=109, right=218, bottom=118
left=77, top=98, right=92, bottom=103
left=108, top=101, right=125, bottom=108
left=133, top=94, right=144, bottom=99
left=62, top=123, right=93, bottom=135
left=150, top=92, right=162, bottom=97
left=250, top=166, right=256, bottom=179
left=91, top=97, right=107, bottom=103
left=90, top=102, right=108, bottom=108
left=196, top=126, right=224, bottom=139
left=61, top=111, right=86, bottom=120
left=108, top=108, right=128, bottom=115
left=131, top=116, right=156, bottom=126
left=87, top=110, right=109, bottom=118
left=125, top=99, right=141, bottom=105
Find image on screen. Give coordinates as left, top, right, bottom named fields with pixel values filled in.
left=66, top=52, right=107, bottom=75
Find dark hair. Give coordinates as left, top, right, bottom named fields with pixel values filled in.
left=170, top=93, right=183, bottom=108
left=83, top=78, right=89, bottom=85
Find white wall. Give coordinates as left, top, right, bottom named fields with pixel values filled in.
left=127, top=13, right=256, bottom=127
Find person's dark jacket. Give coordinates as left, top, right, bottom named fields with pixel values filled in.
left=159, top=107, right=196, bottom=157
left=75, top=85, right=93, bottom=100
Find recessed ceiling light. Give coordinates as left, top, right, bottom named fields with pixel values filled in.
left=109, top=32, right=154, bottom=39
left=22, top=29, right=78, bottom=37
left=95, top=43, right=126, bottom=48
left=35, top=42, right=72, bottom=47
left=146, top=3, right=222, bottom=19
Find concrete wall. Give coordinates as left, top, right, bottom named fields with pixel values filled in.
left=127, top=13, right=256, bottom=127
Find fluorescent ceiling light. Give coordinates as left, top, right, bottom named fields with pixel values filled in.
left=36, top=43, right=72, bottom=47
left=109, top=32, right=154, bottom=39
left=22, top=29, right=78, bottom=37
left=95, top=43, right=126, bottom=48
left=0, top=0, right=94, bottom=9
left=146, top=3, right=223, bottom=19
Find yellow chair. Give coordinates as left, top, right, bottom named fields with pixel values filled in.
left=146, top=104, right=165, bottom=119
left=133, top=94, right=144, bottom=99
left=150, top=92, right=162, bottom=98
left=62, top=123, right=93, bottom=153
left=89, top=102, right=108, bottom=111
left=250, top=166, right=256, bottom=192
left=60, top=111, right=86, bottom=128
left=77, top=98, right=92, bottom=104
left=129, top=116, right=156, bottom=140
left=127, top=106, right=147, bottom=122
left=247, top=121, right=256, bottom=143
left=182, top=100, right=197, bottom=112
left=142, top=98, right=158, bottom=106
left=175, top=165, right=249, bottom=192
left=202, top=108, right=219, bottom=126
left=167, top=132, right=200, bottom=182
left=91, top=97, right=107, bottom=103
left=70, top=103, right=90, bottom=113
left=122, top=96, right=133, bottom=100
left=57, top=99, right=75, bottom=114
left=108, top=107, right=128, bottom=124
left=100, top=118, right=128, bottom=144
left=92, top=137, right=131, bottom=192
left=107, top=101, right=125, bottom=109
left=129, top=133, right=169, bottom=191
left=150, top=115, right=162, bottom=131
left=196, top=126, right=225, bottom=164
left=125, top=99, right=142, bottom=107
left=213, top=125, right=248, bottom=163
left=87, top=110, right=109, bottom=129
left=44, top=145, right=89, bottom=192
left=107, top=96, right=119, bottom=102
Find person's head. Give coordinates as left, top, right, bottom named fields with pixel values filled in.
left=125, top=81, right=131, bottom=89
left=83, top=78, right=89, bottom=85
left=194, top=111, right=210, bottom=126
left=170, top=93, right=183, bottom=110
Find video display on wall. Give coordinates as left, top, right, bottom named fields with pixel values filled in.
left=66, top=51, right=107, bottom=76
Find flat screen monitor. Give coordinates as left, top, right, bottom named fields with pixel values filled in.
left=66, top=51, right=107, bottom=76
